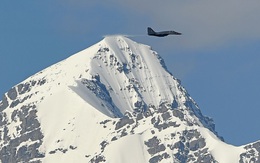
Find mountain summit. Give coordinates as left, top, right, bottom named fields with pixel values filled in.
left=0, top=36, right=259, bottom=163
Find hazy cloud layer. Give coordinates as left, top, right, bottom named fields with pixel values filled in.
left=110, top=0, right=260, bottom=49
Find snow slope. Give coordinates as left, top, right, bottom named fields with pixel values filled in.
left=0, top=36, right=259, bottom=163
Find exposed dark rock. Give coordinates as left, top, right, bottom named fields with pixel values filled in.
left=152, top=115, right=180, bottom=131
left=9, top=95, right=32, bottom=108
left=253, top=141, right=260, bottom=152
left=49, top=150, right=56, bottom=154
left=111, top=136, right=117, bottom=141
left=49, top=148, right=68, bottom=154
left=149, top=152, right=170, bottom=163
left=168, top=130, right=217, bottom=163
left=240, top=141, right=260, bottom=163
left=99, top=120, right=111, bottom=125
left=136, top=113, right=143, bottom=121
left=158, top=102, right=168, bottom=113
left=124, top=111, right=132, bottom=118
left=195, top=151, right=216, bottom=163
left=174, top=152, right=188, bottom=163
left=0, top=102, right=44, bottom=163
left=183, top=129, right=200, bottom=140
left=90, top=155, right=106, bottom=163
left=144, top=108, right=153, bottom=118
left=7, top=87, right=17, bottom=100
left=38, top=78, right=46, bottom=86
left=98, top=47, right=109, bottom=53
left=69, top=145, right=77, bottom=150
left=147, top=144, right=166, bottom=155
left=154, top=121, right=180, bottom=132
left=134, top=101, right=146, bottom=113
left=115, top=116, right=134, bottom=130
left=161, top=111, right=171, bottom=121
left=188, top=138, right=206, bottom=151
left=31, top=80, right=37, bottom=86
left=81, top=78, right=123, bottom=117
left=0, top=94, right=9, bottom=112
left=11, top=110, right=18, bottom=121
left=17, top=106, right=40, bottom=134
left=145, top=136, right=166, bottom=155
left=151, top=117, right=158, bottom=125
left=116, top=62, right=130, bottom=74
left=120, top=129, right=128, bottom=137
left=172, top=109, right=184, bottom=120
left=16, top=142, right=44, bottom=162
left=172, top=141, right=185, bottom=151
left=9, top=99, right=20, bottom=108
left=82, top=78, right=111, bottom=102
left=0, top=138, right=44, bottom=163
left=17, top=83, right=31, bottom=95
left=145, top=136, right=160, bottom=148
left=100, top=141, right=108, bottom=152
left=0, top=112, right=7, bottom=126
left=3, top=126, right=10, bottom=142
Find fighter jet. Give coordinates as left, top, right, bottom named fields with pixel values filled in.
left=147, top=27, right=181, bottom=37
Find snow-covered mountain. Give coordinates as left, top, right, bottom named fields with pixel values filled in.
left=0, top=36, right=259, bottom=163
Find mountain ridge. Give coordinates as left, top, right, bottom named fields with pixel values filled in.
left=0, top=36, right=259, bottom=163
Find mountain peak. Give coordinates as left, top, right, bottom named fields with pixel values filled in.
left=0, top=36, right=259, bottom=163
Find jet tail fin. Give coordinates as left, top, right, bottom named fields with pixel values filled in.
left=147, top=27, right=156, bottom=35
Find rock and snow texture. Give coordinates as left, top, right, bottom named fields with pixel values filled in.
left=0, top=36, right=259, bottom=163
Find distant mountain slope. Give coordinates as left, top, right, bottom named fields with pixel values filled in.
left=0, top=36, right=259, bottom=163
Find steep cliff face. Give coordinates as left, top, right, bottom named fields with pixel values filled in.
left=0, top=36, right=259, bottom=163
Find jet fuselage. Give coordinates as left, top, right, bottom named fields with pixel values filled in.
left=147, top=27, right=181, bottom=37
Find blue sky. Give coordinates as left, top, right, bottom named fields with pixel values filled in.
left=1, top=1, right=260, bottom=146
